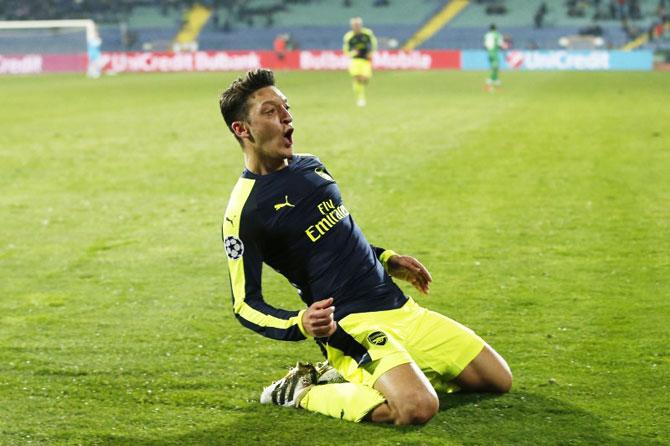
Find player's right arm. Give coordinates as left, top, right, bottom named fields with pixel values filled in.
left=223, top=179, right=309, bottom=342
left=223, top=221, right=310, bottom=341
left=223, top=222, right=307, bottom=341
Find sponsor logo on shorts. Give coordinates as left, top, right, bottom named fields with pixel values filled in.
left=367, top=331, right=387, bottom=346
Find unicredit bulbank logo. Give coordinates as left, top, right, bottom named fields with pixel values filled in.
left=505, top=51, right=610, bottom=71
left=506, top=51, right=524, bottom=69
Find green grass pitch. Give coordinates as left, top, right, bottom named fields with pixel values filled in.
left=1, top=70, right=668, bottom=445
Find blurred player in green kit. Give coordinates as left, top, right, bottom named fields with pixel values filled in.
left=484, top=24, right=507, bottom=91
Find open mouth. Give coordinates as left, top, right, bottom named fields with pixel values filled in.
left=283, top=128, right=294, bottom=147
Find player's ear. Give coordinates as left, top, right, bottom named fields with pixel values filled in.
left=231, top=121, right=250, bottom=139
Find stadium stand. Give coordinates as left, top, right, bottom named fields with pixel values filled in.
left=430, top=0, right=670, bottom=49
left=120, top=4, right=184, bottom=50
left=0, top=1, right=185, bottom=51
left=199, top=0, right=445, bottom=50
left=174, top=3, right=213, bottom=50
left=0, top=0, right=666, bottom=52
left=0, top=1, right=444, bottom=51
left=403, top=0, right=469, bottom=50
left=422, top=0, right=667, bottom=50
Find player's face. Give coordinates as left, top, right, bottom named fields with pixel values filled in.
left=244, top=86, right=294, bottom=162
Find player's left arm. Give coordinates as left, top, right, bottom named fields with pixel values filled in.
left=386, top=254, right=432, bottom=294
left=370, top=245, right=432, bottom=294
left=368, top=29, right=378, bottom=59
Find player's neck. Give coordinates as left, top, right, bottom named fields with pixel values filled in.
left=244, top=151, right=289, bottom=175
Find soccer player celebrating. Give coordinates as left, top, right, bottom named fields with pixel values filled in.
left=342, top=17, right=377, bottom=107
left=219, top=69, right=512, bottom=425
left=484, top=23, right=507, bottom=91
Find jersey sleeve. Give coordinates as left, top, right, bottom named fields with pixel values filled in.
left=370, top=244, right=386, bottom=259
left=223, top=180, right=309, bottom=342
left=368, top=29, right=378, bottom=54
left=370, top=244, right=397, bottom=272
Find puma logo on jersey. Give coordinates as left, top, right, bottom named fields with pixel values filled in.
left=274, top=195, right=295, bottom=211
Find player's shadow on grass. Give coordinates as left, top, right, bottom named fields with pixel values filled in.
left=99, top=390, right=649, bottom=446
left=432, top=390, right=625, bottom=444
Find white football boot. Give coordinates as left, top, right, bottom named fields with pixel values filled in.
left=260, top=362, right=317, bottom=407
left=315, top=360, right=346, bottom=384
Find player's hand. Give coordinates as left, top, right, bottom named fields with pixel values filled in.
left=387, top=255, right=432, bottom=294
left=302, top=298, right=337, bottom=337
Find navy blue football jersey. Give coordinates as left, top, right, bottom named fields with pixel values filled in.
left=222, top=154, right=407, bottom=341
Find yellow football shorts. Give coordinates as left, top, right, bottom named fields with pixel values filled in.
left=348, top=58, right=373, bottom=78
left=325, top=298, right=484, bottom=393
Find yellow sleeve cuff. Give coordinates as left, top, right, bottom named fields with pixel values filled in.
left=379, top=249, right=398, bottom=274
left=297, top=309, right=313, bottom=339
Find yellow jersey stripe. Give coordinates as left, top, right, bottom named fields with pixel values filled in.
left=224, top=177, right=255, bottom=313
left=224, top=177, right=305, bottom=332
left=238, top=302, right=302, bottom=330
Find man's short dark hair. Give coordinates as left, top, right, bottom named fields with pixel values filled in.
left=219, top=69, right=276, bottom=145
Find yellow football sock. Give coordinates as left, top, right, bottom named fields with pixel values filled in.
left=352, top=81, right=365, bottom=101
left=299, top=383, right=385, bottom=422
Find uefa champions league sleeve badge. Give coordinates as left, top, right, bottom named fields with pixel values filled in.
left=224, top=236, right=244, bottom=260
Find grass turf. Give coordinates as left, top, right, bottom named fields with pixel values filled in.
left=0, top=70, right=668, bottom=445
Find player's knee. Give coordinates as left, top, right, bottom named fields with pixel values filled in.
left=486, top=347, right=513, bottom=393
left=498, top=369, right=513, bottom=393
left=393, top=394, right=439, bottom=425
left=490, top=368, right=513, bottom=393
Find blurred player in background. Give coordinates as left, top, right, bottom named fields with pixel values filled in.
left=218, top=69, right=512, bottom=425
left=86, top=25, right=103, bottom=78
left=343, top=17, right=377, bottom=107
left=484, top=23, right=507, bottom=91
